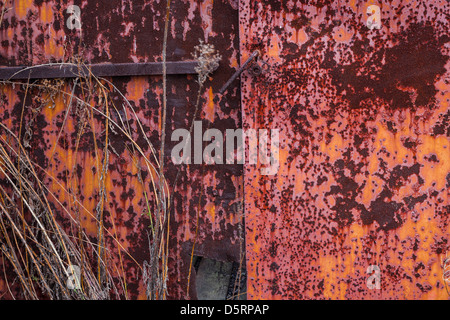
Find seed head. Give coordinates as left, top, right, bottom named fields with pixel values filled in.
left=192, top=40, right=221, bottom=86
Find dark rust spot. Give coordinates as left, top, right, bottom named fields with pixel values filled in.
left=323, top=22, right=448, bottom=111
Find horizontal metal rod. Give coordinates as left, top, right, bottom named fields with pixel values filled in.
left=0, top=61, right=201, bottom=80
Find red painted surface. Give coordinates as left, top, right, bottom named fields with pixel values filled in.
left=240, top=0, right=450, bottom=299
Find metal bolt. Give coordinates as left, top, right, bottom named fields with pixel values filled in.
left=249, top=62, right=263, bottom=76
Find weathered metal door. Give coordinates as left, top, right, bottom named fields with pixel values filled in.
left=240, top=0, right=449, bottom=299
left=0, top=0, right=243, bottom=300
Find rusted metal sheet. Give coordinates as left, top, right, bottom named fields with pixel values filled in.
left=240, top=0, right=449, bottom=299
left=0, top=61, right=203, bottom=79
left=3, top=0, right=447, bottom=301
left=0, top=0, right=243, bottom=300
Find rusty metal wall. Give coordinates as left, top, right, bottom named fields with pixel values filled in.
left=240, top=0, right=449, bottom=299
left=0, top=0, right=243, bottom=299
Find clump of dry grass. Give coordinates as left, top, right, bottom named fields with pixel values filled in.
left=0, top=58, right=170, bottom=299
